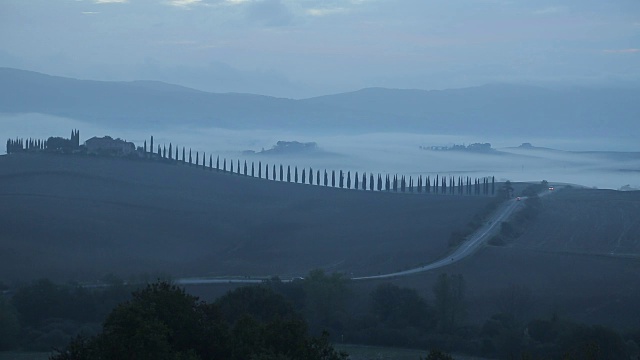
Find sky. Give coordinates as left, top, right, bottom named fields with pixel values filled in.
left=1, top=0, right=639, bottom=98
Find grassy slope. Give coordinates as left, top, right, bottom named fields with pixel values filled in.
left=355, top=188, right=640, bottom=329
left=0, top=153, right=492, bottom=282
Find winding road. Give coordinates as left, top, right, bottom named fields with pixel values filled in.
left=352, top=197, right=524, bottom=280
left=176, top=191, right=552, bottom=285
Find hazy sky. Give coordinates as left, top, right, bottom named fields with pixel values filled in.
left=1, top=0, right=639, bottom=97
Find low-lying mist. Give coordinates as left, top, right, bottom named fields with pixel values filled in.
left=2, top=113, right=639, bottom=190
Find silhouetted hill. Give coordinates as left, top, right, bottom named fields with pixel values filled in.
left=1, top=67, right=639, bottom=137
left=0, top=153, right=491, bottom=282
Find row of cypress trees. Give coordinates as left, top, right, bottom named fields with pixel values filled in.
left=4, top=132, right=495, bottom=196
left=147, top=136, right=496, bottom=196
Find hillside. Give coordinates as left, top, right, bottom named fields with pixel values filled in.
left=2, top=67, right=639, bottom=138
left=0, top=153, right=493, bottom=283
left=350, top=188, right=640, bottom=329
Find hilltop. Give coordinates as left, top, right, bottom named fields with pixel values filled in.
left=0, top=153, right=493, bottom=283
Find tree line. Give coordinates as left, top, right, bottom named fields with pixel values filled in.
left=5, top=131, right=497, bottom=196
left=2, top=273, right=634, bottom=359
left=5, top=129, right=80, bottom=154
left=144, top=135, right=496, bottom=196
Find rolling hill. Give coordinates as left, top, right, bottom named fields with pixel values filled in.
left=1, top=153, right=639, bottom=330
left=354, top=187, right=640, bottom=329
left=0, top=153, right=492, bottom=283
left=1, top=67, right=639, bottom=138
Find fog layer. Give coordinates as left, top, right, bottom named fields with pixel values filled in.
left=2, top=114, right=638, bottom=190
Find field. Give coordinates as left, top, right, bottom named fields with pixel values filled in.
left=0, top=353, right=50, bottom=360
left=0, top=153, right=492, bottom=283
left=350, top=188, right=640, bottom=329
left=2, top=153, right=639, bottom=331
left=334, top=344, right=489, bottom=360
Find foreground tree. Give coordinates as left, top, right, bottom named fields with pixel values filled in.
left=433, top=273, right=466, bottom=333
left=51, top=282, right=347, bottom=360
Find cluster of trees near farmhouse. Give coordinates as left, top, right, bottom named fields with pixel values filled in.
left=6, top=131, right=496, bottom=196
left=5, top=129, right=80, bottom=154
left=143, top=135, right=497, bottom=196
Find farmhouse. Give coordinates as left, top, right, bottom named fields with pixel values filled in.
left=85, top=136, right=135, bottom=155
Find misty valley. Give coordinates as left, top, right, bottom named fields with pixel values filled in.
left=1, top=61, right=640, bottom=359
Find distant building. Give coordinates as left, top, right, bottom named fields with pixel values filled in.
left=85, top=136, right=135, bottom=155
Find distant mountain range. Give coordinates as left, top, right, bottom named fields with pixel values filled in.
left=1, top=67, right=638, bottom=137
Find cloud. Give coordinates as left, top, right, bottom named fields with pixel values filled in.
left=532, top=6, right=566, bottom=15
left=603, top=48, right=640, bottom=54
left=168, top=0, right=202, bottom=7
left=82, top=11, right=100, bottom=15
left=94, top=0, right=128, bottom=3
left=246, top=0, right=293, bottom=27
left=306, top=7, right=348, bottom=17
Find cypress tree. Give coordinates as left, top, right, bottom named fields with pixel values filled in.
left=355, top=172, right=359, bottom=190
left=346, top=171, right=351, bottom=189
left=294, top=166, right=298, bottom=183
left=417, top=176, right=422, bottom=193
left=251, top=162, right=255, bottom=177
left=216, top=156, right=220, bottom=171
left=195, top=151, right=199, bottom=165
left=157, top=145, right=161, bottom=157
left=492, top=176, right=495, bottom=195
left=273, top=164, right=276, bottom=180
left=316, top=170, right=320, bottom=186
left=231, top=159, right=234, bottom=173
left=309, top=167, right=313, bottom=185
left=362, top=172, right=367, bottom=190
left=401, top=176, right=405, bottom=192
left=258, top=161, right=262, bottom=178
left=182, top=147, right=186, bottom=162
left=280, top=165, right=284, bottom=181
left=265, top=163, right=269, bottom=180
left=338, top=170, right=343, bottom=188
left=168, top=143, right=172, bottom=159
left=162, top=145, right=166, bottom=158
left=287, top=165, right=291, bottom=182
left=302, top=168, right=306, bottom=184
left=189, top=149, right=192, bottom=165
left=393, top=175, right=398, bottom=192
left=244, top=160, right=248, bottom=176
left=331, top=170, right=336, bottom=187
left=385, top=174, right=390, bottom=191
left=143, top=140, right=147, bottom=154
left=237, top=160, right=241, bottom=175
left=324, top=170, right=328, bottom=186
left=223, top=158, right=227, bottom=172
left=370, top=173, right=374, bottom=191
left=150, top=136, right=154, bottom=157
left=377, top=174, right=382, bottom=191
left=209, top=155, right=213, bottom=170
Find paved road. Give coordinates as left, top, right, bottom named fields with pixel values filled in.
left=176, top=190, right=553, bottom=285
left=352, top=197, right=525, bottom=280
